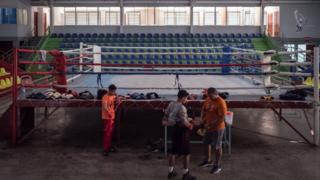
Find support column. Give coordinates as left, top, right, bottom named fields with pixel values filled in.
left=314, top=46, right=319, bottom=146
left=190, top=0, right=194, bottom=34
left=37, top=8, right=44, bottom=36
left=120, top=0, right=124, bottom=33
left=260, top=0, right=265, bottom=35
left=93, top=45, right=101, bottom=73
left=79, top=42, right=84, bottom=72
left=49, top=0, right=54, bottom=35
left=262, top=51, right=274, bottom=88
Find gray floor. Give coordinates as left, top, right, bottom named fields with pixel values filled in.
left=0, top=74, right=319, bottom=180
left=0, top=106, right=319, bottom=180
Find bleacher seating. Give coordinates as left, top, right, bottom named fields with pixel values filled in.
left=51, top=33, right=262, bottom=65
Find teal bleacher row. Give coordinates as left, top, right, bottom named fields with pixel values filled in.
left=51, top=32, right=263, bottom=39
left=55, top=33, right=261, bottom=49
left=58, top=33, right=261, bottom=67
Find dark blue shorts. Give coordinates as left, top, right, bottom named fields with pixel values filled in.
left=203, top=129, right=225, bottom=149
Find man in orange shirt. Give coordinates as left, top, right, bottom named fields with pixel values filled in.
left=102, top=84, right=118, bottom=156
left=199, top=87, right=227, bottom=174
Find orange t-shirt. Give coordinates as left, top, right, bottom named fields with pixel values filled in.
left=202, top=97, right=227, bottom=131
left=102, top=94, right=116, bottom=120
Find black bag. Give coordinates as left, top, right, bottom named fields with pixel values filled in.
left=129, top=92, right=145, bottom=100
left=146, top=92, right=160, bottom=99
left=219, top=92, right=230, bottom=99
left=279, top=93, right=306, bottom=101
left=97, top=89, right=108, bottom=99
left=286, top=89, right=308, bottom=98
left=78, top=91, right=94, bottom=100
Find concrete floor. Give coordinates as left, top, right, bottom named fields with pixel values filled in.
left=0, top=107, right=319, bottom=180
left=0, top=74, right=319, bottom=180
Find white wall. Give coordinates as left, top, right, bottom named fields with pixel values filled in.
left=53, top=26, right=120, bottom=34
left=279, top=4, right=320, bottom=39
left=0, top=0, right=32, bottom=43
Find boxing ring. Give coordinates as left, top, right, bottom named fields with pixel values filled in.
left=9, top=44, right=320, bottom=153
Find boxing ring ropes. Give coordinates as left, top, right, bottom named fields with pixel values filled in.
left=9, top=44, right=320, bottom=154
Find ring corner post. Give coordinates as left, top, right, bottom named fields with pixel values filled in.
left=313, top=46, right=319, bottom=146
left=11, top=47, right=18, bottom=145
left=222, top=46, right=231, bottom=74
left=79, top=42, right=83, bottom=72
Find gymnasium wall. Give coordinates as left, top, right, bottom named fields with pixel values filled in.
left=0, top=0, right=32, bottom=44
left=52, top=25, right=260, bottom=35
left=279, top=4, right=320, bottom=39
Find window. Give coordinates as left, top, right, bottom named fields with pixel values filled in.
left=77, top=12, right=87, bottom=25
left=0, top=8, right=17, bottom=24
left=193, top=12, right=200, bottom=25
left=176, top=12, right=187, bottom=25
left=298, top=44, right=306, bottom=62
left=158, top=7, right=189, bottom=25
left=127, top=12, right=140, bottom=25
left=100, top=7, right=120, bottom=25
left=284, top=44, right=296, bottom=60
left=243, top=8, right=255, bottom=25
left=88, top=12, right=98, bottom=25
left=216, top=7, right=226, bottom=25
left=204, top=12, right=215, bottom=25
left=193, top=7, right=215, bottom=26
left=227, top=7, right=241, bottom=25
left=106, top=11, right=119, bottom=25
left=64, top=7, right=75, bottom=25
left=164, top=12, right=174, bottom=25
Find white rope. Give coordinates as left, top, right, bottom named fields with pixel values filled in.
left=85, top=45, right=224, bottom=50
left=278, top=72, right=314, bottom=77
left=279, top=62, right=312, bottom=66
left=51, top=84, right=312, bottom=90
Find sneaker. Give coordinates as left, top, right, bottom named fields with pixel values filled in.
left=198, top=160, right=213, bottom=167
left=210, top=165, right=222, bottom=174
left=182, top=172, right=196, bottom=180
left=102, top=150, right=109, bottom=157
left=168, top=170, right=177, bottom=179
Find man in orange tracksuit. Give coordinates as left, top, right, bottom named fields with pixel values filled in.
left=199, top=87, right=227, bottom=174
left=102, top=84, right=118, bottom=156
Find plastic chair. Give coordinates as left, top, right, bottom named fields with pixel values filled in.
left=65, top=33, right=71, bottom=38
left=51, top=33, right=57, bottom=38
left=58, top=33, right=64, bottom=38
left=0, top=68, right=8, bottom=75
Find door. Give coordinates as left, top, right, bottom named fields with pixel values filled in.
left=34, top=12, right=38, bottom=37
left=43, top=13, right=47, bottom=35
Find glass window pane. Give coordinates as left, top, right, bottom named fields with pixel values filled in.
left=0, top=8, right=17, bottom=24
left=88, top=12, right=98, bottom=25
left=193, top=12, right=200, bottom=25
left=216, top=7, right=226, bottom=25
left=77, top=12, right=87, bottom=25
left=65, top=12, right=75, bottom=25
left=176, top=12, right=186, bottom=25
left=204, top=12, right=215, bottom=25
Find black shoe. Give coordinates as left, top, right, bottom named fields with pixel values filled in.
left=182, top=172, right=196, bottom=180
left=210, top=165, right=222, bottom=174
left=198, top=160, right=213, bottom=167
left=168, top=170, right=177, bottom=179
left=102, top=150, right=109, bottom=157
left=109, top=147, right=118, bottom=153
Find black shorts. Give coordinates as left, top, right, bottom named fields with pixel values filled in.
left=170, top=126, right=191, bottom=155
left=203, top=129, right=225, bottom=149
